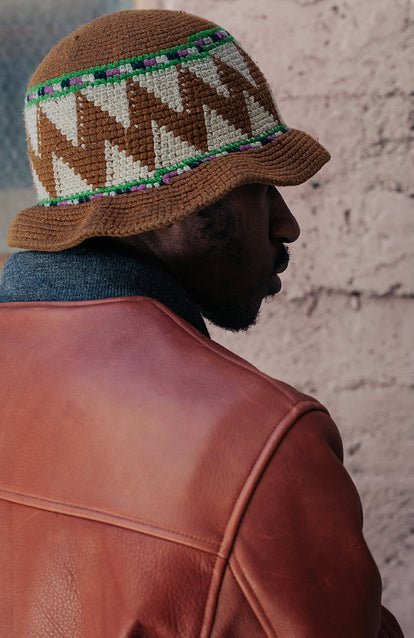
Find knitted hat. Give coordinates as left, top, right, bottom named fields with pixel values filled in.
left=8, top=10, right=330, bottom=251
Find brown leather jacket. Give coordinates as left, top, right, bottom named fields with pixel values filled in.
left=0, top=297, right=404, bottom=637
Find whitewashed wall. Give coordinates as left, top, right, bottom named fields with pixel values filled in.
left=161, top=0, right=413, bottom=633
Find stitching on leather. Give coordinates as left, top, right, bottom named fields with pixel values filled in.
left=220, top=403, right=324, bottom=553
left=200, top=553, right=228, bottom=638
left=0, top=299, right=318, bottom=557
left=199, top=404, right=323, bottom=636
left=0, top=485, right=219, bottom=550
left=230, top=555, right=278, bottom=638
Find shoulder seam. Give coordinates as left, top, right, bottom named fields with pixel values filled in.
left=221, top=402, right=327, bottom=559
left=201, top=402, right=328, bottom=635
left=148, top=299, right=323, bottom=404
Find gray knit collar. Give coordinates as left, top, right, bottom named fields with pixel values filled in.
left=0, top=241, right=209, bottom=337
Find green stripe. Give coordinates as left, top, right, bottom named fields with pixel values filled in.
left=187, top=27, right=224, bottom=42
left=25, top=46, right=229, bottom=109
left=26, top=26, right=232, bottom=103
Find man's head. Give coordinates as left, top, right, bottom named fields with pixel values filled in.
left=113, top=183, right=299, bottom=331
left=6, top=9, right=328, bottom=253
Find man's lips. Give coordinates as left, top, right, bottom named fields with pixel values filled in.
left=262, top=245, right=290, bottom=296
left=275, top=257, right=289, bottom=274
left=274, top=245, right=290, bottom=274
left=265, top=246, right=290, bottom=295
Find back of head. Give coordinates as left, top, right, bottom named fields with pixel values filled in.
left=7, top=9, right=329, bottom=251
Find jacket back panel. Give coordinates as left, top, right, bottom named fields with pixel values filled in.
left=0, top=298, right=386, bottom=637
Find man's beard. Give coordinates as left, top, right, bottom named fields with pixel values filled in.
left=197, top=252, right=289, bottom=332
left=199, top=296, right=263, bottom=332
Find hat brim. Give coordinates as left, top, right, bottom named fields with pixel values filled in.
left=7, top=128, right=330, bottom=251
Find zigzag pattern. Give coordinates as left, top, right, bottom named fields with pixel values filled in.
left=25, top=39, right=286, bottom=206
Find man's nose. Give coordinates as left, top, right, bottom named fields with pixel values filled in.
left=269, top=188, right=300, bottom=244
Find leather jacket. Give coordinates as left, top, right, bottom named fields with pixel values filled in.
left=0, top=296, right=404, bottom=637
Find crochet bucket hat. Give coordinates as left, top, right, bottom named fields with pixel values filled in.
left=7, top=10, right=330, bottom=251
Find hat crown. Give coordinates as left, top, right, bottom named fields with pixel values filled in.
left=24, top=10, right=285, bottom=208
left=29, top=11, right=219, bottom=87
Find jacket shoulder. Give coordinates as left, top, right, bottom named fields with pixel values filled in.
left=0, top=297, right=327, bottom=552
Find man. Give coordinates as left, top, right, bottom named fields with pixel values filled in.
left=0, top=9, right=404, bottom=637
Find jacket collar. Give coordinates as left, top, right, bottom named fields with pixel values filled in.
left=0, top=241, right=209, bottom=337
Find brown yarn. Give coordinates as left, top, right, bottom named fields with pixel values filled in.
left=30, top=11, right=218, bottom=85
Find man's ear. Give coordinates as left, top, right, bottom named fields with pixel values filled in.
left=109, top=215, right=198, bottom=270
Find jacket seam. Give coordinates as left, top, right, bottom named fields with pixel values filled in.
left=200, top=554, right=228, bottom=638
left=230, top=555, right=279, bottom=638
left=150, top=298, right=310, bottom=401
left=0, top=485, right=219, bottom=553
left=220, top=403, right=326, bottom=558
left=201, top=403, right=326, bottom=636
